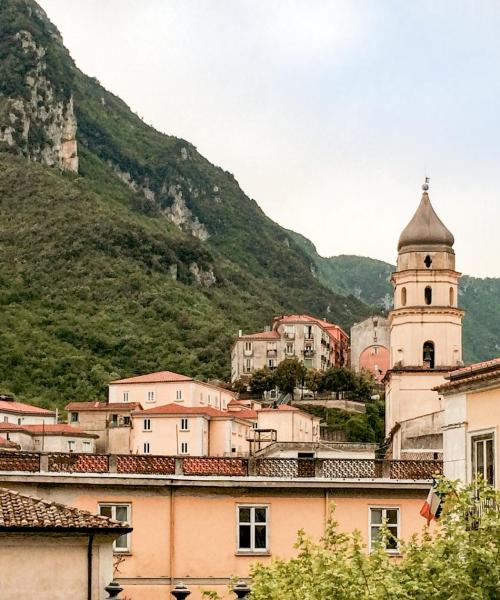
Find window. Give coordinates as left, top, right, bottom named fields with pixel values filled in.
left=425, top=286, right=432, bottom=305
left=82, top=441, right=91, bottom=453
left=3, top=417, right=7, bottom=423
left=147, top=391, right=155, bottom=402
left=67, top=440, right=75, bottom=452
left=369, top=507, right=400, bottom=553
left=123, top=391, right=129, bottom=402
left=143, top=418, right=151, bottom=431
left=268, top=359, right=275, bottom=369
left=286, top=342, right=294, bottom=355
left=237, top=505, right=269, bottom=553
left=244, top=359, right=252, bottom=374
left=143, top=442, right=150, bottom=454
left=99, top=504, right=130, bottom=552
left=304, top=325, right=313, bottom=339
left=424, top=255, right=432, bottom=268
left=123, top=416, right=131, bottom=426
left=180, top=442, right=188, bottom=454
left=110, top=414, right=118, bottom=427
left=244, top=341, right=252, bottom=353
left=180, top=418, right=189, bottom=431
left=472, top=433, right=495, bottom=485
left=284, top=325, right=295, bottom=339
left=449, top=287, right=454, bottom=306
left=17, top=417, right=22, bottom=425
left=401, top=287, right=407, bottom=306
left=70, top=412, right=78, bottom=423
left=176, top=390, right=182, bottom=400
left=423, top=341, right=435, bottom=369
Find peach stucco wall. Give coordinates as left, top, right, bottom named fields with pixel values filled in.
left=0, top=534, right=113, bottom=600
left=131, top=414, right=208, bottom=455
left=257, top=411, right=319, bottom=443
left=2, top=481, right=429, bottom=600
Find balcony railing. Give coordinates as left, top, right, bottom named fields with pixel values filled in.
left=0, top=451, right=442, bottom=480
left=266, top=349, right=277, bottom=357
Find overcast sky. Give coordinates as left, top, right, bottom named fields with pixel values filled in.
left=38, top=0, right=500, bottom=277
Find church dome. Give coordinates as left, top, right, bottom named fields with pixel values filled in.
left=398, top=185, right=454, bottom=252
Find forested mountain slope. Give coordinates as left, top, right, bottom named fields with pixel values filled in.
left=0, top=0, right=370, bottom=408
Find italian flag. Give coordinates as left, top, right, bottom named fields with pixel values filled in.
left=420, top=484, right=443, bottom=525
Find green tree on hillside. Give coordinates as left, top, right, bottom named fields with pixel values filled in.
left=249, top=368, right=275, bottom=396
left=273, top=358, right=306, bottom=395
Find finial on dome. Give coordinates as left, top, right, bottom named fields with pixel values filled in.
left=422, top=176, right=429, bottom=192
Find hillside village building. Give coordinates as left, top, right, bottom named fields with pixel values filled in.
left=231, top=314, right=349, bottom=382
left=438, top=357, right=500, bottom=486
left=350, top=315, right=390, bottom=382
left=385, top=182, right=464, bottom=459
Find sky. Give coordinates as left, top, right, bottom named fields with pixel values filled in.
left=37, top=0, right=500, bottom=277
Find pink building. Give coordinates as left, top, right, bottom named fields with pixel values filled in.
left=109, top=370, right=236, bottom=410
left=131, top=403, right=253, bottom=456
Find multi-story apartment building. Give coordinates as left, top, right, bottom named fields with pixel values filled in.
left=108, top=370, right=236, bottom=410
left=0, top=454, right=439, bottom=600
left=130, top=403, right=253, bottom=456
left=231, top=314, right=349, bottom=382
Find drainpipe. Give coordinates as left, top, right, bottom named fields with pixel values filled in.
left=87, top=533, right=94, bottom=600
left=169, top=487, right=175, bottom=588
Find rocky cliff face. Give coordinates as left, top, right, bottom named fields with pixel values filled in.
left=0, top=29, right=78, bottom=172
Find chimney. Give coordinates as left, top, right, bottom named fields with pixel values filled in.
left=238, top=329, right=242, bottom=338
left=264, top=325, right=270, bottom=332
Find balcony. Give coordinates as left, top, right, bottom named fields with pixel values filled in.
left=283, top=332, right=295, bottom=340
left=243, top=349, right=253, bottom=357
left=303, top=348, right=315, bottom=357
left=0, top=451, right=443, bottom=480
left=266, top=349, right=277, bottom=358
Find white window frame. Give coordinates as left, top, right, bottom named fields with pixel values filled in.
left=143, top=442, right=150, bottom=454
left=123, top=391, right=129, bottom=402
left=67, top=440, right=76, bottom=452
left=99, top=503, right=131, bottom=552
left=469, top=428, right=496, bottom=486
left=236, top=504, right=269, bottom=554
left=244, top=341, right=252, bottom=352
left=143, top=418, right=151, bottom=431
left=147, top=391, right=155, bottom=403
left=286, top=342, right=294, bottom=355
left=176, top=389, right=183, bottom=401
left=180, top=441, right=188, bottom=454
left=82, top=441, right=91, bottom=453
left=368, top=506, right=400, bottom=554
left=180, top=418, right=189, bottom=431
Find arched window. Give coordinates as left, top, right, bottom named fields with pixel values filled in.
left=425, top=286, right=432, bottom=305
left=449, top=287, right=454, bottom=306
left=401, top=287, right=407, bottom=306
left=424, top=255, right=432, bottom=268
left=423, top=341, right=435, bottom=369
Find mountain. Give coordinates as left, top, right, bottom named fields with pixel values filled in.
left=0, top=0, right=371, bottom=409
left=288, top=232, right=500, bottom=364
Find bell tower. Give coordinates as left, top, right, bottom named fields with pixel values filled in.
left=385, top=180, right=464, bottom=457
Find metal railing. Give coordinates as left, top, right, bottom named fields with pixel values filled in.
left=0, top=451, right=442, bottom=480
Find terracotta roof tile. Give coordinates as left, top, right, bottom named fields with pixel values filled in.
left=111, top=370, right=192, bottom=384
left=0, top=436, right=19, bottom=449
left=232, top=409, right=258, bottom=419
left=449, top=357, right=500, bottom=377
left=0, top=423, right=98, bottom=438
left=0, top=488, right=131, bottom=531
left=0, top=400, right=54, bottom=416
left=133, top=403, right=255, bottom=421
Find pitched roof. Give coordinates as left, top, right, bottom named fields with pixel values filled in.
left=0, top=399, right=54, bottom=416
left=0, top=488, right=131, bottom=532
left=132, top=403, right=254, bottom=421
left=0, top=423, right=98, bottom=438
left=232, top=409, right=258, bottom=419
left=276, top=315, right=348, bottom=340
left=434, top=357, right=500, bottom=393
left=65, top=401, right=141, bottom=411
left=110, top=370, right=192, bottom=384
left=0, top=436, right=19, bottom=449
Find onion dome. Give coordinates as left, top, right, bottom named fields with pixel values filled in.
left=398, top=181, right=454, bottom=252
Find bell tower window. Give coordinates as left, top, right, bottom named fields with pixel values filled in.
left=424, top=255, right=432, bottom=268
left=401, top=287, right=407, bottom=306
left=423, top=341, right=435, bottom=369
left=449, top=287, right=454, bottom=306
left=424, top=286, right=432, bottom=305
